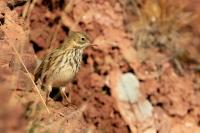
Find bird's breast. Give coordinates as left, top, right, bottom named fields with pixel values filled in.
left=52, top=66, right=76, bottom=87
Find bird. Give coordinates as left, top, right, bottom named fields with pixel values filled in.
left=34, top=31, right=91, bottom=105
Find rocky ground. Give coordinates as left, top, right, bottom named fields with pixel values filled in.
left=0, top=0, right=200, bottom=133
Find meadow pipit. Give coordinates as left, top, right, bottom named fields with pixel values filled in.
left=34, top=31, right=90, bottom=104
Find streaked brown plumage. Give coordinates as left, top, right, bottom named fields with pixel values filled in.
left=34, top=31, right=90, bottom=104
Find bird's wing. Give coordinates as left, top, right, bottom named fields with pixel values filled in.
left=34, top=49, right=65, bottom=82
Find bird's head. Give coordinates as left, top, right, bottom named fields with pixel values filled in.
left=61, top=31, right=90, bottom=50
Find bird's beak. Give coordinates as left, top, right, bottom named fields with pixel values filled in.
left=87, top=44, right=98, bottom=48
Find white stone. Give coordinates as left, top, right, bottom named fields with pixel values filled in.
left=136, top=100, right=153, bottom=121
left=117, top=73, right=140, bottom=103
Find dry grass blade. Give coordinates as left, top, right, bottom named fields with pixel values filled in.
left=22, top=0, right=38, bottom=19
left=48, top=21, right=61, bottom=49
left=7, top=37, right=50, bottom=114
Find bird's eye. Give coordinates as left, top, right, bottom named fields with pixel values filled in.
left=81, top=37, right=85, bottom=41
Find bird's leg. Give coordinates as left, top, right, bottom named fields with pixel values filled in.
left=36, top=79, right=42, bottom=90
left=60, top=87, right=71, bottom=104
left=43, top=84, right=52, bottom=105
left=68, top=87, right=72, bottom=103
